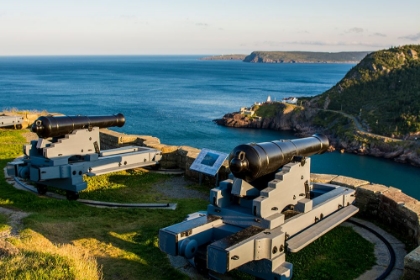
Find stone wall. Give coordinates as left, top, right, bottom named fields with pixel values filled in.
left=311, top=174, right=420, bottom=279
left=99, top=129, right=420, bottom=278
left=99, top=129, right=229, bottom=184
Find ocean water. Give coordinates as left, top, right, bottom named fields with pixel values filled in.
left=1, top=55, right=419, bottom=199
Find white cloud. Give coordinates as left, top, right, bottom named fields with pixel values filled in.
left=346, top=27, right=364, bottom=34
left=399, top=32, right=420, bottom=41
left=273, top=40, right=386, bottom=48
left=372, top=32, right=386, bottom=37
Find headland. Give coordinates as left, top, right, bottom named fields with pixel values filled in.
left=201, top=51, right=369, bottom=63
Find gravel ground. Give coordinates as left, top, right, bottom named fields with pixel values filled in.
left=151, top=175, right=209, bottom=201
left=22, top=131, right=38, bottom=142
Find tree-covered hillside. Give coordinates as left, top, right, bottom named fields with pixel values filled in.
left=311, top=45, right=420, bottom=137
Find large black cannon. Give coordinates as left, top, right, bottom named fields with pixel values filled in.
left=159, top=134, right=358, bottom=279
left=31, top=113, right=125, bottom=138
left=229, top=134, right=329, bottom=182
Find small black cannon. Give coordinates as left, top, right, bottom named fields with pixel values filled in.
left=31, top=113, right=125, bottom=138
left=7, top=113, right=161, bottom=200
left=159, top=134, right=358, bottom=279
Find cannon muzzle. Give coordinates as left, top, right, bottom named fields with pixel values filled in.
left=31, top=113, right=125, bottom=138
left=229, top=134, right=329, bottom=182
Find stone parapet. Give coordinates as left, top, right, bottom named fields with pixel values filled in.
left=99, top=129, right=161, bottom=150
left=404, top=246, right=420, bottom=278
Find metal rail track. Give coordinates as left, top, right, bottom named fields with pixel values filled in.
left=347, top=219, right=397, bottom=280
left=11, top=175, right=177, bottom=210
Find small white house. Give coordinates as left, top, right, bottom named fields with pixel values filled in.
left=240, top=107, right=255, bottom=117
left=282, top=97, right=298, bottom=104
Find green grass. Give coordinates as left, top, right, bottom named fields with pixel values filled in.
left=255, top=103, right=284, bottom=118
left=0, top=251, right=77, bottom=280
left=81, top=169, right=172, bottom=202
left=0, top=129, right=376, bottom=280
left=0, top=212, right=10, bottom=232
left=287, top=226, right=376, bottom=279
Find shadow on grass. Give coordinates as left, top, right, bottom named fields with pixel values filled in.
left=22, top=198, right=208, bottom=280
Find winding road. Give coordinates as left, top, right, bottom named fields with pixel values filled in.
left=323, top=109, right=402, bottom=142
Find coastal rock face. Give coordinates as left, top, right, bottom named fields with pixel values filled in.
left=213, top=109, right=317, bottom=133
left=214, top=109, right=308, bottom=131
left=214, top=108, right=420, bottom=167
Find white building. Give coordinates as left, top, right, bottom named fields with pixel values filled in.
left=282, top=97, right=298, bottom=104
left=240, top=107, right=255, bottom=117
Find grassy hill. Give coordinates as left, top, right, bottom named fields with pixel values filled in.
left=310, top=45, right=420, bottom=137
left=244, top=51, right=369, bottom=63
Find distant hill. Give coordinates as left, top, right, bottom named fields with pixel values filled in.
left=200, top=54, right=247, bottom=61
left=201, top=51, right=369, bottom=63
left=243, top=51, right=369, bottom=63
left=310, top=45, right=420, bottom=137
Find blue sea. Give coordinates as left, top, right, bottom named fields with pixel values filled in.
left=1, top=55, right=419, bottom=199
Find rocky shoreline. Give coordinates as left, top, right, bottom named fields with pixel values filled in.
left=213, top=108, right=420, bottom=167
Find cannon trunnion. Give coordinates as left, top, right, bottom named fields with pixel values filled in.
left=7, top=113, right=161, bottom=200
left=159, top=135, right=358, bottom=279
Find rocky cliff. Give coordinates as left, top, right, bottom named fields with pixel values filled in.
left=214, top=105, right=420, bottom=167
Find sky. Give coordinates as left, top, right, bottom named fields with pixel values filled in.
left=1, top=0, right=419, bottom=55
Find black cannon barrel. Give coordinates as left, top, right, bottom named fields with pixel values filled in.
left=31, top=113, right=125, bottom=138
left=229, top=134, right=329, bottom=182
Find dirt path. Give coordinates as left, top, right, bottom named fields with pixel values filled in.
left=0, top=207, right=30, bottom=256
left=0, top=207, right=30, bottom=238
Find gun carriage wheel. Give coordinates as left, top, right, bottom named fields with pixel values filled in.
left=66, top=191, right=80, bottom=201
left=35, top=184, right=48, bottom=195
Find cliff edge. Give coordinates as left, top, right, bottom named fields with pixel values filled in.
left=213, top=103, right=420, bottom=167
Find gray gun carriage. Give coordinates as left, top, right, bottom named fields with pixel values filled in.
left=0, top=115, right=24, bottom=129
left=159, top=134, right=358, bottom=279
left=7, top=113, right=162, bottom=200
